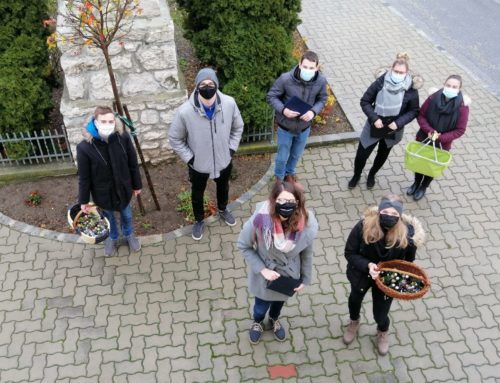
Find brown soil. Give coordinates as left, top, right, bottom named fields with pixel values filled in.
left=0, top=154, right=271, bottom=236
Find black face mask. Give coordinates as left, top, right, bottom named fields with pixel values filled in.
left=275, top=202, right=297, bottom=218
left=379, top=214, right=399, bottom=230
left=198, top=86, right=217, bottom=100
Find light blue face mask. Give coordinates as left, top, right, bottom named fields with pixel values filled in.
left=442, top=86, right=459, bottom=99
left=300, top=68, right=316, bottom=82
left=391, top=71, right=406, bottom=84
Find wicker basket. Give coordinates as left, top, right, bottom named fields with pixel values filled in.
left=375, top=260, right=430, bottom=300
left=67, top=203, right=110, bottom=244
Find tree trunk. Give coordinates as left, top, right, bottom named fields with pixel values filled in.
left=102, top=46, right=124, bottom=116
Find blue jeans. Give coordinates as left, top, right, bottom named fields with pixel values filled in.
left=275, top=127, right=310, bottom=180
left=103, top=204, right=133, bottom=241
left=253, top=297, right=285, bottom=323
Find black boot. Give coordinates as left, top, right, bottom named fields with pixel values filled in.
left=366, top=171, right=376, bottom=189
left=413, top=186, right=427, bottom=201
left=406, top=183, right=419, bottom=196
left=348, top=174, right=361, bottom=189
left=408, top=173, right=424, bottom=196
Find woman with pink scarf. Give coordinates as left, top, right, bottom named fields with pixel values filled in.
left=237, top=181, right=318, bottom=345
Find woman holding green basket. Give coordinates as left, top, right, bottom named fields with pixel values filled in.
left=407, top=75, right=470, bottom=201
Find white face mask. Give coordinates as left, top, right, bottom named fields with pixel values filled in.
left=97, top=123, right=115, bottom=136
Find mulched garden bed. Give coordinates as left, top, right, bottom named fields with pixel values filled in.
left=0, top=154, right=271, bottom=236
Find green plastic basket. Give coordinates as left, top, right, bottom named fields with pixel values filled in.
left=404, top=139, right=452, bottom=178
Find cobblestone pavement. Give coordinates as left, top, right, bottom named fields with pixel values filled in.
left=1, top=0, right=500, bottom=382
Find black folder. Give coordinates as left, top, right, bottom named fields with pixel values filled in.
left=266, top=276, right=303, bottom=297
left=284, top=96, right=313, bottom=116
left=370, top=124, right=395, bottom=138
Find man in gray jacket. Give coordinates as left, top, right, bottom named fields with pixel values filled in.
left=267, top=51, right=328, bottom=182
left=169, top=68, right=244, bottom=240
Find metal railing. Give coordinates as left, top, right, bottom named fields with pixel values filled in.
left=241, top=107, right=275, bottom=144
left=0, top=126, right=73, bottom=166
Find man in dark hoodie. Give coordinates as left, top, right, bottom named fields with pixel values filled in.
left=267, top=51, right=328, bottom=182
left=169, top=68, right=244, bottom=241
left=77, top=106, right=142, bottom=256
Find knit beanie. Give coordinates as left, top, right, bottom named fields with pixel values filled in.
left=195, top=68, right=219, bottom=88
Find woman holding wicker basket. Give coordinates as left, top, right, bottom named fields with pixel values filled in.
left=343, top=195, right=425, bottom=355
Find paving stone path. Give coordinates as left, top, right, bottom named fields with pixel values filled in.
left=1, top=0, right=500, bottom=382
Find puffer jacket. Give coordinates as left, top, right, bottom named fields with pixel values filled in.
left=345, top=207, right=425, bottom=293
left=168, top=90, right=244, bottom=179
left=267, top=65, right=328, bottom=134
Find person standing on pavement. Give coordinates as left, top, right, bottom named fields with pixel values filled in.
left=77, top=106, right=142, bottom=257
left=407, top=75, right=470, bottom=201
left=169, top=68, right=244, bottom=240
left=348, top=53, right=420, bottom=189
left=267, top=51, right=328, bottom=183
left=237, top=181, right=318, bottom=344
left=343, top=195, right=424, bottom=355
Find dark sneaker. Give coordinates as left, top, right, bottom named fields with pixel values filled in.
left=104, top=237, right=118, bottom=257
left=348, top=175, right=360, bottom=189
left=219, top=209, right=236, bottom=226
left=192, top=220, right=205, bottom=240
left=270, top=318, right=286, bottom=342
left=126, top=233, right=141, bottom=252
left=249, top=321, right=264, bottom=344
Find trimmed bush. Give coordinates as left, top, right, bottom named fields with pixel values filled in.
left=178, top=0, right=301, bottom=133
left=0, top=1, right=52, bottom=134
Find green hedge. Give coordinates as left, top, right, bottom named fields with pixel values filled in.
left=178, top=0, right=301, bottom=134
left=0, top=1, right=53, bottom=134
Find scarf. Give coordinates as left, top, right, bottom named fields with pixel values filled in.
left=252, top=201, right=305, bottom=253
left=374, top=71, right=412, bottom=117
left=426, top=89, right=463, bottom=133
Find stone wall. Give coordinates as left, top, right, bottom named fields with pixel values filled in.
left=57, top=0, right=186, bottom=164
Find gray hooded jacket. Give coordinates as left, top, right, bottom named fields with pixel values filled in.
left=168, top=90, right=244, bottom=179
left=267, top=65, right=328, bottom=134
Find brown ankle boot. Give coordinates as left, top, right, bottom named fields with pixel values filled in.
left=342, top=320, right=360, bottom=345
left=284, top=174, right=297, bottom=183
left=376, top=330, right=389, bottom=355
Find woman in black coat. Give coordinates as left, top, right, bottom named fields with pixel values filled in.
left=77, top=106, right=142, bottom=256
left=348, top=53, right=420, bottom=189
left=343, top=195, right=425, bottom=355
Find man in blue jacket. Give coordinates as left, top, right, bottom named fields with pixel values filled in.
left=267, top=51, right=328, bottom=182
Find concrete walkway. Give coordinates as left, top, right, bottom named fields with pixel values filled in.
left=1, top=0, right=500, bottom=382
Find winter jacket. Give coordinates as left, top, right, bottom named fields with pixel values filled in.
left=168, top=90, right=244, bottom=179
left=345, top=207, right=425, bottom=293
left=77, top=119, right=142, bottom=211
left=415, top=87, right=470, bottom=151
left=359, top=73, right=420, bottom=148
left=267, top=65, right=328, bottom=134
left=237, top=201, right=318, bottom=301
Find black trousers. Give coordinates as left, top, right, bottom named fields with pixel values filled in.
left=348, top=282, right=393, bottom=332
left=189, top=162, right=232, bottom=222
left=414, top=172, right=433, bottom=188
left=353, top=140, right=393, bottom=177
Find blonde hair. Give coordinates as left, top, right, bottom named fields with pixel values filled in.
left=362, top=194, right=408, bottom=249
left=392, top=52, right=410, bottom=72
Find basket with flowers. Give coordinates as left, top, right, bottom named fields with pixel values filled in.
left=375, top=260, right=430, bottom=300
left=67, top=203, right=110, bottom=244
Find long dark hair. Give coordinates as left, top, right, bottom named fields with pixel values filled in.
left=268, top=181, right=308, bottom=232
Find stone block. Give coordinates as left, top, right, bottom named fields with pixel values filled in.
left=122, top=73, right=161, bottom=96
